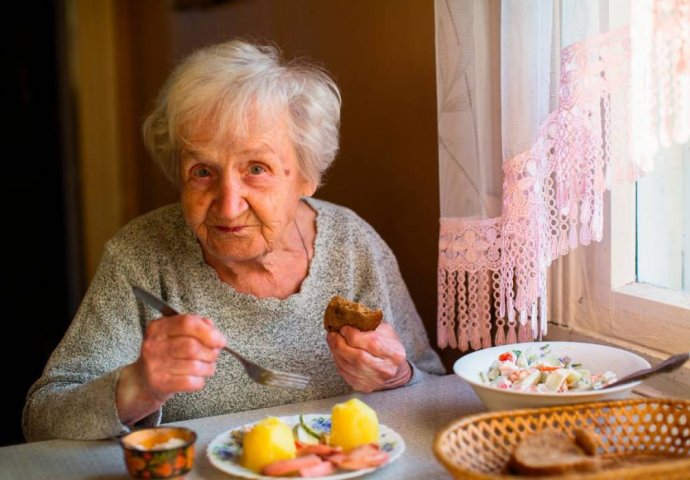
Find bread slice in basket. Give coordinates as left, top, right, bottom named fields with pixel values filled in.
left=509, top=428, right=600, bottom=475
left=323, top=295, right=383, bottom=332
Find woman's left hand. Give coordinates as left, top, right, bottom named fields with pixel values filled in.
left=326, top=322, right=412, bottom=393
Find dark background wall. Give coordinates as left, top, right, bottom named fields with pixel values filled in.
left=3, top=1, right=74, bottom=447
left=4, top=0, right=455, bottom=447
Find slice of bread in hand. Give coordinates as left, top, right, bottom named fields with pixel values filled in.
left=509, top=428, right=600, bottom=476
left=323, top=295, right=383, bottom=332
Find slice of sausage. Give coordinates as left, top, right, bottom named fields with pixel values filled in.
left=261, top=454, right=323, bottom=476
left=338, top=444, right=389, bottom=470
left=325, top=452, right=347, bottom=466
left=298, top=460, right=336, bottom=477
left=297, top=443, right=343, bottom=457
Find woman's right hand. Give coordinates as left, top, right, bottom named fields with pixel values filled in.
left=116, top=314, right=226, bottom=425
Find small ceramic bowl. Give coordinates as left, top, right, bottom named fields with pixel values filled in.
left=120, top=426, right=196, bottom=479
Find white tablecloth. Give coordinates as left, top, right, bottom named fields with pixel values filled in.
left=0, top=374, right=485, bottom=479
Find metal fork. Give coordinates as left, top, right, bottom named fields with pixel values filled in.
left=601, top=351, right=689, bottom=389
left=131, top=285, right=310, bottom=390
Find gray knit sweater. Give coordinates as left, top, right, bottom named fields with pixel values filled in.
left=23, top=198, right=444, bottom=441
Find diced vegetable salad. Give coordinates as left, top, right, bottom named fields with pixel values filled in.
left=479, top=344, right=617, bottom=392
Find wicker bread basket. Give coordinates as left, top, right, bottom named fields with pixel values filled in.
left=434, top=398, right=690, bottom=479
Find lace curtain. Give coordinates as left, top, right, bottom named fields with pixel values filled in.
left=435, top=0, right=690, bottom=351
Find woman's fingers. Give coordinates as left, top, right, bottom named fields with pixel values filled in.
left=139, top=314, right=226, bottom=397
left=336, top=324, right=406, bottom=364
left=327, top=327, right=406, bottom=392
left=139, top=353, right=217, bottom=397
left=147, top=314, right=227, bottom=349
left=117, top=314, right=226, bottom=425
left=160, top=358, right=218, bottom=377
left=329, top=349, right=378, bottom=393
left=166, top=336, right=221, bottom=362
left=144, top=368, right=208, bottom=394
left=143, top=314, right=225, bottom=362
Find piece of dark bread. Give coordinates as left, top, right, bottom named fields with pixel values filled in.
left=573, top=428, right=599, bottom=456
left=323, top=296, right=383, bottom=332
left=509, top=428, right=600, bottom=476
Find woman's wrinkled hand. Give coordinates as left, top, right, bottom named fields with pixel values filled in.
left=117, top=314, right=226, bottom=425
left=326, top=322, right=412, bottom=393
left=138, top=314, right=227, bottom=398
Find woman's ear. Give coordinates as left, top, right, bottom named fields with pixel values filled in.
left=300, top=179, right=318, bottom=197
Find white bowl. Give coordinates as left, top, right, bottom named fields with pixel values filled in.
left=453, top=341, right=651, bottom=411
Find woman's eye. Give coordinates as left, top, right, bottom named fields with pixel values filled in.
left=249, top=164, right=265, bottom=175
left=193, top=167, right=211, bottom=178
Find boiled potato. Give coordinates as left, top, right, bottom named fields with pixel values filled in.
left=240, top=417, right=296, bottom=472
left=330, top=398, right=379, bottom=452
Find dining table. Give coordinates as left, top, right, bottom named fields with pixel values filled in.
left=0, top=373, right=486, bottom=480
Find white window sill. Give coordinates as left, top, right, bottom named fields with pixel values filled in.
left=614, top=282, right=690, bottom=310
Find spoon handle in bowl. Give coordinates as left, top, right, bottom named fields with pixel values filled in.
left=603, top=352, right=689, bottom=389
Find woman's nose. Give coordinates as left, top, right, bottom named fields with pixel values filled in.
left=213, top=174, right=247, bottom=219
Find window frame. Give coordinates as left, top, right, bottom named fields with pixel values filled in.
left=610, top=177, right=690, bottom=353
left=552, top=177, right=690, bottom=394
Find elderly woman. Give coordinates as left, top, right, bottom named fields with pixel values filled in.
left=23, top=39, right=444, bottom=441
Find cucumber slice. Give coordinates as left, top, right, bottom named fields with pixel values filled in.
left=293, top=424, right=319, bottom=445
left=299, top=415, right=321, bottom=440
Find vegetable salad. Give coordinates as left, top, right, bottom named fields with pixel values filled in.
left=479, top=344, right=617, bottom=392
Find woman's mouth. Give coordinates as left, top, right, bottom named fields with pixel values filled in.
left=214, top=225, right=245, bottom=233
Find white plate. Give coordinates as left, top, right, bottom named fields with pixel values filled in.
left=207, top=413, right=405, bottom=479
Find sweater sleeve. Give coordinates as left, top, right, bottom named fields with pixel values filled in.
left=379, top=251, right=447, bottom=383
left=22, top=241, right=161, bottom=441
left=353, top=223, right=446, bottom=383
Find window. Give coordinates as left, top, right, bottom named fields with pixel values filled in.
left=606, top=153, right=690, bottom=354
left=637, top=143, right=690, bottom=292
left=559, top=145, right=690, bottom=394
left=550, top=151, right=690, bottom=395
left=552, top=139, right=690, bottom=396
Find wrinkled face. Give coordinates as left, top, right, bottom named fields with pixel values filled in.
left=179, top=114, right=316, bottom=265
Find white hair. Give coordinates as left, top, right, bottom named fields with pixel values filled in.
left=143, top=39, right=341, bottom=187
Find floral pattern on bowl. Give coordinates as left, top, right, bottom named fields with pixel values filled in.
left=121, top=426, right=196, bottom=479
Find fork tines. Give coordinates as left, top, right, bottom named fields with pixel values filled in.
left=265, top=372, right=311, bottom=390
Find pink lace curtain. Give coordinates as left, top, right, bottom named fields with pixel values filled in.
left=435, top=0, right=690, bottom=351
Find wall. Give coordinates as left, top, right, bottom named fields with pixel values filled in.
left=4, top=1, right=72, bottom=447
